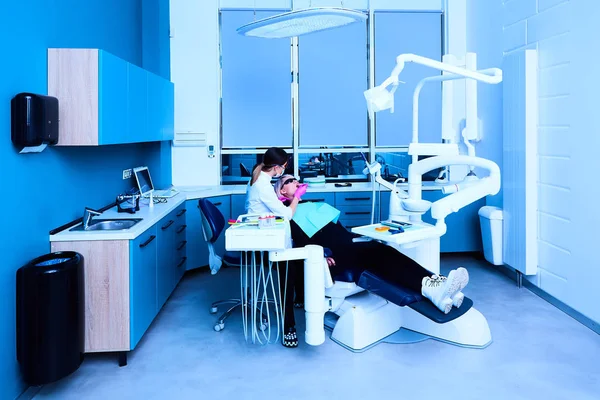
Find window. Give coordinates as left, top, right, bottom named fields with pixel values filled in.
left=298, top=16, right=368, bottom=147
left=219, top=10, right=443, bottom=185
left=220, top=10, right=293, bottom=148
left=298, top=151, right=369, bottom=182
left=375, top=152, right=442, bottom=182
left=221, top=151, right=295, bottom=185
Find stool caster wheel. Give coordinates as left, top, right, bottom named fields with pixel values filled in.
left=210, top=306, right=218, bottom=314
left=214, top=322, right=225, bottom=332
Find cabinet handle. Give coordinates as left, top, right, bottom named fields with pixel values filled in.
left=345, top=211, right=370, bottom=215
left=139, top=235, right=156, bottom=248
left=307, top=198, right=325, bottom=202
left=176, top=257, right=187, bottom=268
left=176, top=209, right=187, bottom=217
left=345, top=197, right=371, bottom=201
left=176, top=224, right=187, bottom=234
left=177, top=240, right=187, bottom=251
left=161, top=220, right=174, bottom=230
left=213, top=202, right=222, bottom=206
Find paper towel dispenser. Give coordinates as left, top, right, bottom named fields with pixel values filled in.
left=11, top=93, right=59, bottom=147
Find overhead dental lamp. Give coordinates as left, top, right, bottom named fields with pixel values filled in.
left=236, top=1, right=367, bottom=39
left=364, top=53, right=503, bottom=119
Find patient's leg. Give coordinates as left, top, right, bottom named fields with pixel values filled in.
left=354, top=241, right=430, bottom=292
left=354, top=242, right=469, bottom=313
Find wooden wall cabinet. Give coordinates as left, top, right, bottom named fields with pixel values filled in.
left=48, top=48, right=174, bottom=146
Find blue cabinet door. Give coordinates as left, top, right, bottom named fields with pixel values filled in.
left=146, top=72, right=163, bottom=142
left=98, top=51, right=128, bottom=145
left=130, top=224, right=158, bottom=349
left=156, top=209, right=178, bottom=310
left=162, top=79, right=175, bottom=141
left=185, top=199, right=209, bottom=270
left=128, top=63, right=148, bottom=143
left=230, top=194, right=246, bottom=221
left=146, top=71, right=174, bottom=142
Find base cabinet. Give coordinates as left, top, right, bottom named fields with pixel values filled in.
left=130, top=225, right=158, bottom=348
left=50, top=204, right=187, bottom=356
left=157, top=203, right=187, bottom=311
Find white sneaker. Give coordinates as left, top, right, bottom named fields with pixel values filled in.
left=439, top=267, right=469, bottom=308
left=421, top=269, right=465, bottom=314
left=452, top=292, right=465, bottom=308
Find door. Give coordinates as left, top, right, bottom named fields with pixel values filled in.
left=130, top=224, right=158, bottom=349
left=156, top=209, right=177, bottom=309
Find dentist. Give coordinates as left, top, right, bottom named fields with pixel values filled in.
left=245, top=147, right=307, bottom=348
left=246, top=147, right=306, bottom=220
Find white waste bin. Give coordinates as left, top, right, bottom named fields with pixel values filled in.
left=478, top=206, right=503, bottom=265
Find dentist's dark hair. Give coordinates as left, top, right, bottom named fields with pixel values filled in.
left=250, top=147, right=289, bottom=185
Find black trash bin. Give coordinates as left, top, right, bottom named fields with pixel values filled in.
left=17, top=251, right=84, bottom=385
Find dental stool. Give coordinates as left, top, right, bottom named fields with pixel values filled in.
left=198, top=198, right=242, bottom=332
left=323, top=265, right=483, bottom=352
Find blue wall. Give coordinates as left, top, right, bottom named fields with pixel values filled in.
left=0, top=1, right=170, bottom=398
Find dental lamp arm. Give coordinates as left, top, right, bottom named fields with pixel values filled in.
left=392, top=54, right=503, bottom=86
left=412, top=68, right=503, bottom=145
left=408, top=155, right=501, bottom=220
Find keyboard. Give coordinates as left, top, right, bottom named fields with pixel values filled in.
left=153, top=188, right=179, bottom=198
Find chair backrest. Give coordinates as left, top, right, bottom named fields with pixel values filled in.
left=198, top=198, right=225, bottom=244
left=240, top=162, right=251, bottom=177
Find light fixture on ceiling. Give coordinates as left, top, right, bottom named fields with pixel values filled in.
left=236, top=1, right=367, bottom=39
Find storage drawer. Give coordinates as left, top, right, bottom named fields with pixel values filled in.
left=302, top=192, right=334, bottom=204
left=335, top=192, right=373, bottom=206
left=335, top=205, right=373, bottom=219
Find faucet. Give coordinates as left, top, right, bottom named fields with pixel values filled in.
left=83, top=207, right=102, bottom=230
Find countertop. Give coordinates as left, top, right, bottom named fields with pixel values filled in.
left=178, top=181, right=446, bottom=200
left=49, top=182, right=447, bottom=242
left=50, top=194, right=187, bottom=242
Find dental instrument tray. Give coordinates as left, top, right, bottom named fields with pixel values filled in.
left=225, top=222, right=288, bottom=252
left=351, top=222, right=439, bottom=247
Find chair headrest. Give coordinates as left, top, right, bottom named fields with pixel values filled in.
left=198, top=198, right=226, bottom=244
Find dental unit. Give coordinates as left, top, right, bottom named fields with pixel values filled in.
left=226, top=51, right=503, bottom=352
left=299, top=52, right=503, bottom=351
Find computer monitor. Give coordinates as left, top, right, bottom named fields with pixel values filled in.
left=133, top=166, right=155, bottom=196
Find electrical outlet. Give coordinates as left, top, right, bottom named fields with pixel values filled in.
left=123, top=169, right=132, bottom=180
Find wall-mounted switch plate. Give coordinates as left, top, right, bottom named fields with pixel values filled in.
left=123, top=169, right=132, bottom=180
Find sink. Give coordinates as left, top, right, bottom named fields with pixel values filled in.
left=70, top=218, right=143, bottom=232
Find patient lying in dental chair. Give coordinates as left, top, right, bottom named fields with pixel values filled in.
left=275, top=175, right=469, bottom=315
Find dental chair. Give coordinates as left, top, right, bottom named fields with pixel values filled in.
left=322, top=263, right=484, bottom=352
left=198, top=198, right=243, bottom=332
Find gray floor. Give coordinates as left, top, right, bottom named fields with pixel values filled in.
left=32, top=254, right=600, bottom=400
